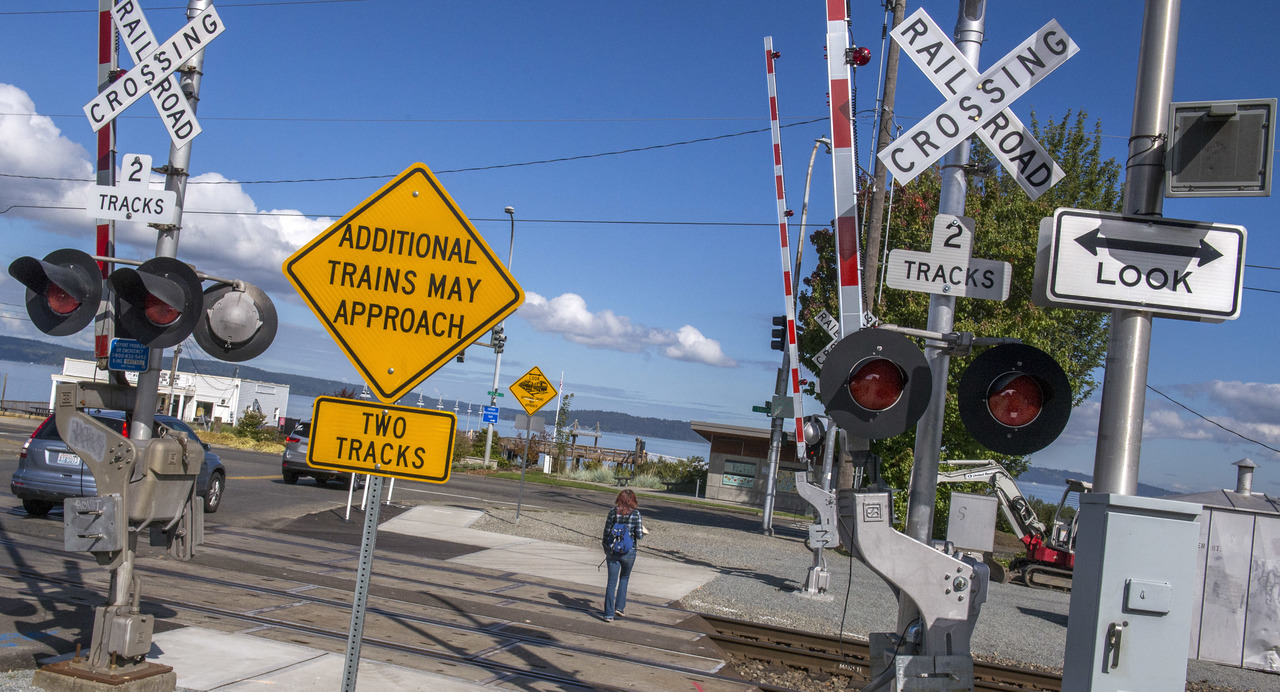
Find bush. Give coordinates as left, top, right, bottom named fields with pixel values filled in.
left=635, top=455, right=707, bottom=490
left=231, top=410, right=274, bottom=443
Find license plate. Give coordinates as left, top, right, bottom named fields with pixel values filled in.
left=55, top=452, right=82, bottom=467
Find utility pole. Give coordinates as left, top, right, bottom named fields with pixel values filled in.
left=861, top=0, right=907, bottom=310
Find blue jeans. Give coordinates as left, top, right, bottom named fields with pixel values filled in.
left=604, top=549, right=636, bottom=617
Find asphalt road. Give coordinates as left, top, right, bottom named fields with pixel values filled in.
left=0, top=414, right=780, bottom=539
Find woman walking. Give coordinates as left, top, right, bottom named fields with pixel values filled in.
left=601, top=488, right=644, bottom=622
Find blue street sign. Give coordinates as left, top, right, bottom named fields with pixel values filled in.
left=482, top=405, right=499, bottom=424
left=107, top=338, right=149, bottom=372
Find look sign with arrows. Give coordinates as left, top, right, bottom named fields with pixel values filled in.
left=1035, top=208, right=1247, bottom=321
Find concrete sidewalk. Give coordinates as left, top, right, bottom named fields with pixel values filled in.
left=379, top=504, right=719, bottom=601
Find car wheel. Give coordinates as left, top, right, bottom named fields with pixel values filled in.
left=22, top=499, right=54, bottom=517
left=283, top=471, right=300, bottom=485
left=203, top=471, right=225, bottom=513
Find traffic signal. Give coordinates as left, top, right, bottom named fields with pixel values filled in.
left=110, top=257, right=203, bottom=348
left=770, top=315, right=786, bottom=351
left=819, top=329, right=933, bottom=439
left=192, top=282, right=278, bottom=362
left=492, top=325, right=506, bottom=354
left=7, top=249, right=103, bottom=336
left=958, top=343, right=1072, bottom=455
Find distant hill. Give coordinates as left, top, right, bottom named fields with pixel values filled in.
left=0, top=335, right=704, bottom=442
left=1020, top=465, right=1172, bottom=498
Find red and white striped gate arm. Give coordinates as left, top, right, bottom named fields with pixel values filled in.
left=764, top=38, right=805, bottom=457
left=94, top=0, right=117, bottom=362
left=825, top=0, right=865, bottom=336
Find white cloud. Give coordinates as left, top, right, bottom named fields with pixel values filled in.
left=1058, top=382, right=1280, bottom=454
left=518, top=291, right=736, bottom=367
left=0, top=83, right=328, bottom=297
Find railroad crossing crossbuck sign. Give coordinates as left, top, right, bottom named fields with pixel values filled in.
left=510, top=367, right=557, bottom=415
left=881, top=8, right=1077, bottom=198
left=284, top=163, right=524, bottom=402
left=885, top=214, right=1011, bottom=301
left=84, top=2, right=225, bottom=146
left=1035, top=208, right=1246, bottom=320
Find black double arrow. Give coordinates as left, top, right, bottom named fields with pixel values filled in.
left=1074, top=228, right=1222, bottom=266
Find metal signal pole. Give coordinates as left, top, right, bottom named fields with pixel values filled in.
left=482, top=206, right=516, bottom=464
left=1090, top=0, right=1179, bottom=494
left=898, top=0, right=985, bottom=633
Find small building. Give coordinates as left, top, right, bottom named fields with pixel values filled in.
left=1166, top=459, right=1280, bottom=673
left=691, top=421, right=808, bottom=514
left=52, top=358, right=290, bottom=428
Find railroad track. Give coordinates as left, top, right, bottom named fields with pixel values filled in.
left=0, top=534, right=766, bottom=691
left=702, top=614, right=1063, bottom=691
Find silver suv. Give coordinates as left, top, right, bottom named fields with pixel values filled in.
left=280, top=421, right=361, bottom=487
left=11, top=412, right=226, bottom=516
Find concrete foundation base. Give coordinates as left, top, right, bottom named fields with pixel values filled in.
left=33, top=659, right=175, bottom=692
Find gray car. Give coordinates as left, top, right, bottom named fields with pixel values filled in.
left=280, top=421, right=361, bottom=487
left=11, top=412, right=226, bottom=516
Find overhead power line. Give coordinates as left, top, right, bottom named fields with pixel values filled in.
left=0, top=117, right=829, bottom=187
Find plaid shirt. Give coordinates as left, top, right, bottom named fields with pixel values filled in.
left=602, top=508, right=644, bottom=553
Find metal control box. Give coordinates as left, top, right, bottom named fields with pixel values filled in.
left=1063, top=494, right=1202, bottom=692
left=946, top=491, right=998, bottom=554
left=64, top=495, right=124, bottom=553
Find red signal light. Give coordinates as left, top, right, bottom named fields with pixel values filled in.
left=143, top=292, right=181, bottom=326
left=986, top=373, right=1043, bottom=427
left=848, top=358, right=905, bottom=411
left=847, top=46, right=872, bottom=67
left=46, top=283, right=81, bottom=315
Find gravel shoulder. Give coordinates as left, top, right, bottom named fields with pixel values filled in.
left=472, top=506, right=1275, bottom=692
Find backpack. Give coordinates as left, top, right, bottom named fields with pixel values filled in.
left=608, top=515, right=635, bottom=556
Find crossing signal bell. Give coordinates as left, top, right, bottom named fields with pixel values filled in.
left=110, top=257, right=203, bottom=348
left=7, top=249, right=103, bottom=336
left=192, top=282, right=278, bottom=362
left=802, top=415, right=826, bottom=464
left=770, top=315, right=786, bottom=351
left=958, top=343, right=1071, bottom=455
left=819, top=329, right=933, bottom=439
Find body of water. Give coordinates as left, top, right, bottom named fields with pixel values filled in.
left=0, top=360, right=62, bottom=406
left=286, top=393, right=710, bottom=462
left=1019, top=481, right=1070, bottom=505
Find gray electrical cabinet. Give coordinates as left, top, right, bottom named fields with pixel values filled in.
left=1063, top=494, right=1202, bottom=692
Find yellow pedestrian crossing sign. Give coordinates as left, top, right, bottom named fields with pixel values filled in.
left=510, top=366, right=557, bottom=415
left=283, top=163, right=523, bottom=402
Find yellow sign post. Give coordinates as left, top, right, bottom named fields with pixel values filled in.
left=307, top=396, right=455, bottom=484
left=283, top=163, right=524, bottom=403
left=510, top=366, right=557, bottom=415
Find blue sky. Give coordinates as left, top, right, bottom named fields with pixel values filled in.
left=1, top=1, right=1279, bottom=495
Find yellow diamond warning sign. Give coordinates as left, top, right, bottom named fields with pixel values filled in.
left=307, top=396, right=455, bottom=483
left=509, top=366, right=557, bottom=415
left=284, top=163, right=523, bottom=402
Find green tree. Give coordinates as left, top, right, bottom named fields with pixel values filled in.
left=797, top=111, right=1120, bottom=535
left=553, top=393, right=575, bottom=473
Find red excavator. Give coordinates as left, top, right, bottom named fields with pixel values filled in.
left=938, top=460, right=1090, bottom=590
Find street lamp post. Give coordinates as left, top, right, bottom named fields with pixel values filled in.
left=763, top=137, right=831, bottom=535
left=483, top=206, right=516, bottom=464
